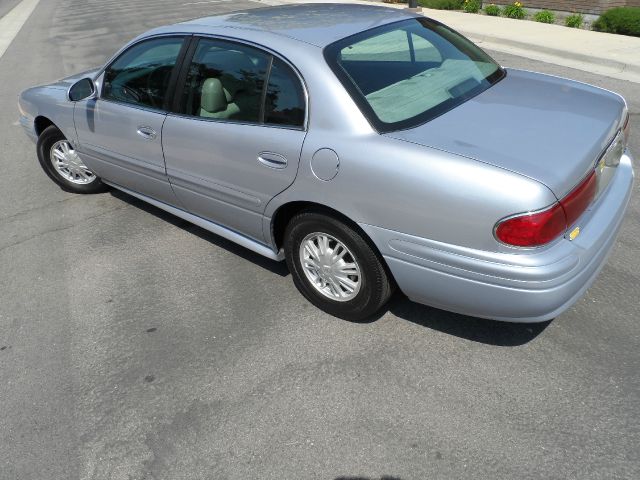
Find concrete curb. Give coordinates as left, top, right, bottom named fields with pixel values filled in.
left=460, top=31, right=640, bottom=82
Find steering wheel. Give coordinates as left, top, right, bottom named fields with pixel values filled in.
left=118, top=85, right=144, bottom=104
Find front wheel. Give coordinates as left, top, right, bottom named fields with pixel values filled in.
left=36, top=125, right=106, bottom=194
left=284, top=212, right=394, bottom=321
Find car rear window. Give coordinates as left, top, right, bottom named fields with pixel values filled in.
left=324, top=18, right=505, bottom=132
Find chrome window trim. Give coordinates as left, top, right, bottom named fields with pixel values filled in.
left=165, top=111, right=306, bottom=132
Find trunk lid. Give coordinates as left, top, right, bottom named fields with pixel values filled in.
left=385, top=69, right=626, bottom=198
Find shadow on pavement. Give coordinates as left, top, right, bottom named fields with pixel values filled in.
left=387, top=294, right=552, bottom=346
left=111, top=190, right=551, bottom=345
left=109, top=189, right=289, bottom=277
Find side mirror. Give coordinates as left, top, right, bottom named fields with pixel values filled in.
left=68, top=77, right=96, bottom=102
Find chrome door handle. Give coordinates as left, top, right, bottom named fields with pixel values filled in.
left=136, top=126, right=157, bottom=140
left=258, top=152, right=287, bottom=169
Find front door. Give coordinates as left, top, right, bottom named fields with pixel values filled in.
left=74, top=36, right=187, bottom=204
left=162, top=38, right=307, bottom=242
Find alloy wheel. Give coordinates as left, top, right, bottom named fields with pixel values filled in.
left=50, top=140, right=96, bottom=184
left=299, top=232, right=362, bottom=302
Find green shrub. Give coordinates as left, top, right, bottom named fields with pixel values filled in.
left=418, top=0, right=464, bottom=10
left=484, top=4, right=501, bottom=16
left=503, top=2, right=526, bottom=19
left=565, top=13, right=583, bottom=28
left=463, top=0, right=481, bottom=13
left=593, top=7, right=640, bottom=36
left=533, top=10, right=555, bottom=23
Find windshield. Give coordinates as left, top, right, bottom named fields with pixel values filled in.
left=324, top=18, right=505, bottom=132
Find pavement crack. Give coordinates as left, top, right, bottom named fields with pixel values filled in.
left=0, top=205, right=129, bottom=254
left=0, top=196, right=79, bottom=223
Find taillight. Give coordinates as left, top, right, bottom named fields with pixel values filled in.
left=495, top=171, right=597, bottom=247
left=561, top=170, right=597, bottom=226
left=495, top=203, right=566, bottom=247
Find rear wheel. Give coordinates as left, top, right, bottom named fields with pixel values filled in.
left=36, top=125, right=106, bottom=194
left=284, top=211, right=394, bottom=321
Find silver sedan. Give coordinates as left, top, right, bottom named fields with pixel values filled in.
left=18, top=4, right=634, bottom=322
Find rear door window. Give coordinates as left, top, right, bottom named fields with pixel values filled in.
left=177, top=38, right=306, bottom=128
left=179, top=38, right=269, bottom=123
left=264, top=58, right=305, bottom=127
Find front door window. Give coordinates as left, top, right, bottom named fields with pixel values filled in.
left=102, top=37, right=184, bottom=111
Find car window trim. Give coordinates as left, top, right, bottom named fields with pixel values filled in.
left=171, top=34, right=308, bottom=131
left=164, top=35, right=195, bottom=112
left=170, top=35, right=199, bottom=114
left=259, top=55, right=274, bottom=124
left=97, top=34, right=191, bottom=114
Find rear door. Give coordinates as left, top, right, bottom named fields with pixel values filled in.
left=74, top=36, right=187, bottom=204
left=162, top=37, right=307, bottom=242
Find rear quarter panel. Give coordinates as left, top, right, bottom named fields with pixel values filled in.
left=266, top=129, right=558, bottom=253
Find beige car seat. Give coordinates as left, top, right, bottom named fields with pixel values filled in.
left=199, top=77, right=240, bottom=119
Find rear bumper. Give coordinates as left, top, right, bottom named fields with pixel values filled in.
left=361, top=152, right=634, bottom=323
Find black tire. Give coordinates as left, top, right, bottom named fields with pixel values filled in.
left=284, top=211, right=394, bottom=321
left=37, top=125, right=107, bottom=194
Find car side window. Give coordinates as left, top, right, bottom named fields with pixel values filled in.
left=180, top=39, right=269, bottom=123
left=102, top=37, right=184, bottom=110
left=179, top=38, right=306, bottom=128
left=264, top=58, right=305, bottom=127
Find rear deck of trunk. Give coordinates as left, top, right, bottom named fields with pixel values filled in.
left=386, top=68, right=626, bottom=199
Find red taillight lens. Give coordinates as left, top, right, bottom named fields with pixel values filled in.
left=560, top=170, right=597, bottom=227
left=495, top=171, right=597, bottom=247
left=495, top=203, right=567, bottom=247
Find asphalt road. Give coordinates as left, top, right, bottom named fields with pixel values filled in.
left=1, top=1, right=639, bottom=480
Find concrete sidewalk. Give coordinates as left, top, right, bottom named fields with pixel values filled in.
left=414, top=7, right=640, bottom=84
left=256, top=0, right=640, bottom=83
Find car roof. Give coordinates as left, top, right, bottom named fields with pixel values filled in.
left=176, top=3, right=419, bottom=48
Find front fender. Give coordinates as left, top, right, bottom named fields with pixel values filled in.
left=18, top=85, right=77, bottom=144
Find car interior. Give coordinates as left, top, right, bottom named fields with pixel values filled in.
left=183, top=47, right=266, bottom=122
left=337, top=28, right=499, bottom=124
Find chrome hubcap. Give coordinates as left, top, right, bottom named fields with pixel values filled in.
left=299, top=232, right=361, bottom=302
left=50, top=140, right=96, bottom=184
